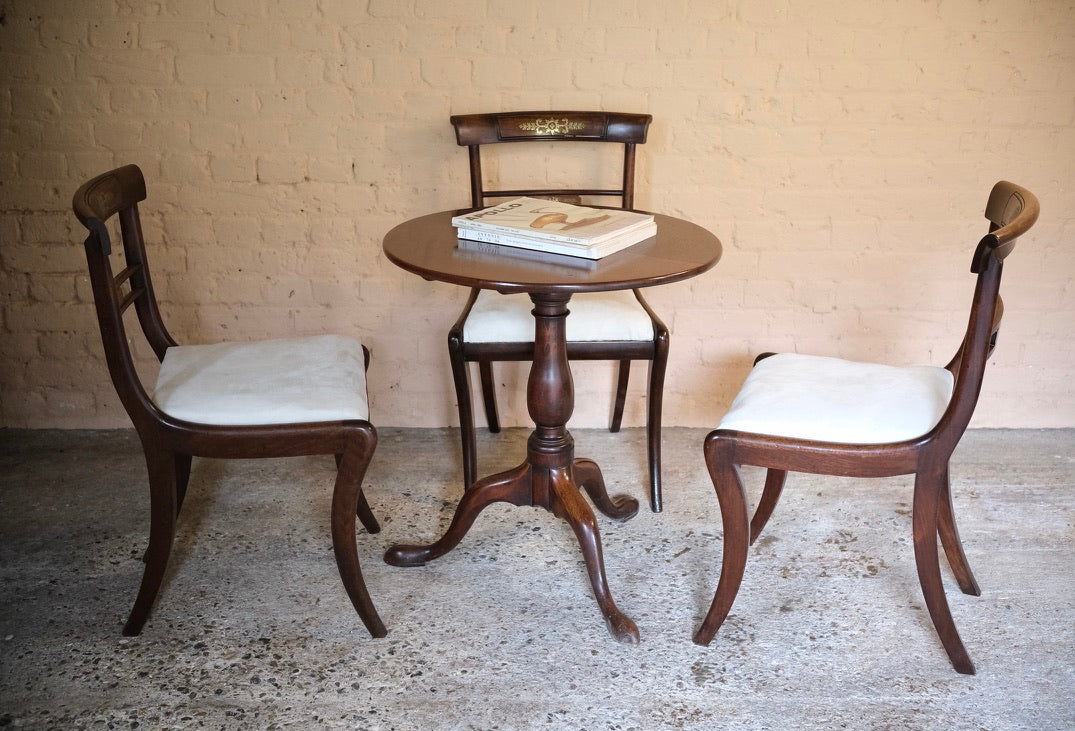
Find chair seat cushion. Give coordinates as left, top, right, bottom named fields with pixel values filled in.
left=154, top=334, right=369, bottom=426
left=463, top=290, right=655, bottom=343
left=717, top=353, right=954, bottom=444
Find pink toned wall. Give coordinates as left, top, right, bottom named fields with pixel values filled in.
left=1, top=0, right=1073, bottom=429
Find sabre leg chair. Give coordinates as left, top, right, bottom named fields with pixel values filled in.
left=448, top=110, right=671, bottom=511
left=73, top=164, right=387, bottom=638
left=694, top=181, right=1039, bottom=674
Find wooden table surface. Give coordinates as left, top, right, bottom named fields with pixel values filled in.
left=383, top=210, right=722, bottom=294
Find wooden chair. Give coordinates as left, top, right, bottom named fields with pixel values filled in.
left=72, top=164, right=386, bottom=638
left=448, top=111, right=671, bottom=511
left=693, top=181, right=1039, bottom=674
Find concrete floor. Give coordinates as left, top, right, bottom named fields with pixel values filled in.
left=1, top=426, right=1073, bottom=729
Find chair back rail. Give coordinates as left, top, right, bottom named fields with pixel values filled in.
left=73, top=165, right=178, bottom=429
left=937, top=182, right=1039, bottom=452
left=450, top=111, right=652, bottom=209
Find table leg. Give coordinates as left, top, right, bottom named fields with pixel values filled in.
left=548, top=463, right=640, bottom=643
left=384, top=461, right=533, bottom=567
left=384, top=291, right=639, bottom=643
left=573, top=458, right=639, bottom=521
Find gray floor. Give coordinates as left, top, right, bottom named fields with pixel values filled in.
left=1, top=427, right=1073, bottom=730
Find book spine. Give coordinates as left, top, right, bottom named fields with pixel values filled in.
left=453, top=218, right=653, bottom=246
left=457, top=240, right=599, bottom=269
left=457, top=229, right=600, bottom=259
left=452, top=218, right=594, bottom=245
left=456, top=226, right=595, bottom=251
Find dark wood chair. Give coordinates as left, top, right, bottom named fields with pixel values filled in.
left=448, top=110, right=671, bottom=511
left=72, top=164, right=386, bottom=638
left=694, top=181, right=1039, bottom=674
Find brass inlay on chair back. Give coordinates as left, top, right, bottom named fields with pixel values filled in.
left=517, top=118, right=588, bottom=135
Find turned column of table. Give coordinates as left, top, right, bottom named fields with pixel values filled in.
left=385, top=289, right=641, bottom=641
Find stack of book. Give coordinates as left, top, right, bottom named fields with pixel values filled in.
left=452, top=197, right=657, bottom=260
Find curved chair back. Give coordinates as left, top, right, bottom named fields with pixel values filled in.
left=940, top=181, right=1040, bottom=453
left=73, top=164, right=176, bottom=432
left=450, top=111, right=652, bottom=209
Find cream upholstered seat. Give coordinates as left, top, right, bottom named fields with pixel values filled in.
left=463, top=290, right=655, bottom=344
left=155, top=334, right=369, bottom=426
left=717, top=353, right=954, bottom=444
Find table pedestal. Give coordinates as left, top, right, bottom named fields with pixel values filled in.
left=384, top=292, right=641, bottom=643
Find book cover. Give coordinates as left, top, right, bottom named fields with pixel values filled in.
left=452, top=197, right=654, bottom=245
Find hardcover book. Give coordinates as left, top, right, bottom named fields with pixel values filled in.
left=451, top=197, right=655, bottom=246
left=456, top=221, right=657, bottom=260
left=456, top=238, right=599, bottom=271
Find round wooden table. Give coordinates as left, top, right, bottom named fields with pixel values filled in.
left=383, top=210, right=722, bottom=643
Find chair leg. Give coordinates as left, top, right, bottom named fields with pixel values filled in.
left=142, top=453, right=193, bottom=563
left=335, top=453, right=381, bottom=534
left=449, top=340, right=478, bottom=490
left=694, top=443, right=750, bottom=646
left=749, top=468, right=787, bottom=545
left=477, top=361, right=501, bottom=433
left=610, top=359, right=630, bottom=433
left=356, top=490, right=381, bottom=534
left=646, top=352, right=668, bottom=513
left=912, top=468, right=975, bottom=674
left=330, top=434, right=387, bottom=638
left=937, top=465, right=981, bottom=596
left=174, top=454, right=192, bottom=516
left=124, top=448, right=179, bottom=636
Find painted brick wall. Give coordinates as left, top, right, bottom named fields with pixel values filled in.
left=1, top=0, right=1073, bottom=429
